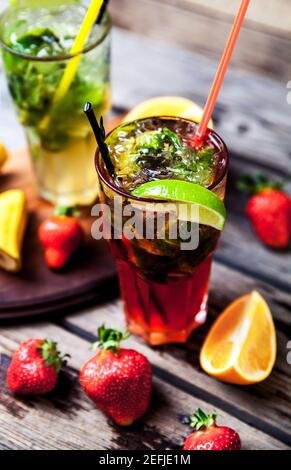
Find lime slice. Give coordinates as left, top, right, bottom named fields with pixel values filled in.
left=132, top=180, right=226, bottom=230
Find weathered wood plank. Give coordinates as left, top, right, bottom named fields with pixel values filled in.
left=111, top=29, right=291, bottom=174
left=209, top=263, right=291, bottom=329
left=157, top=0, right=291, bottom=35
left=218, top=158, right=291, bottom=291
left=219, top=216, right=291, bottom=293
left=109, top=0, right=291, bottom=81
left=112, top=29, right=291, bottom=290
left=0, top=323, right=286, bottom=450
left=2, top=27, right=291, bottom=175
left=61, top=260, right=291, bottom=445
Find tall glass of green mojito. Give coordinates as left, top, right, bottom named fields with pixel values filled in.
left=0, top=0, right=111, bottom=206
left=96, top=117, right=228, bottom=345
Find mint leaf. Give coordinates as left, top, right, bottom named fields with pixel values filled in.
left=11, top=28, right=64, bottom=56
left=162, top=127, right=183, bottom=151
left=197, top=146, right=215, bottom=163
left=136, top=131, right=164, bottom=153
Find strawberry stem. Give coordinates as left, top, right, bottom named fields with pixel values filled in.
left=38, top=339, right=70, bottom=373
left=189, top=408, right=217, bottom=430
left=92, top=324, right=130, bottom=354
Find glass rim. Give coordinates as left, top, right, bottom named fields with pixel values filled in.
left=95, top=116, right=229, bottom=204
left=0, top=6, right=111, bottom=62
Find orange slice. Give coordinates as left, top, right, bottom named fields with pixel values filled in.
left=200, top=291, right=277, bottom=385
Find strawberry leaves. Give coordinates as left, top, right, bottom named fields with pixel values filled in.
left=38, top=339, right=70, bottom=373
left=238, top=174, right=283, bottom=195
left=54, top=206, right=79, bottom=217
left=189, top=408, right=217, bottom=430
left=93, top=325, right=130, bottom=354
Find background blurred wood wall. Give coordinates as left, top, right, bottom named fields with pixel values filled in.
left=182, top=0, right=291, bottom=33
left=109, top=0, right=291, bottom=81
left=0, top=1, right=290, bottom=80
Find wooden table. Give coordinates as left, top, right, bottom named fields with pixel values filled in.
left=0, top=27, right=291, bottom=451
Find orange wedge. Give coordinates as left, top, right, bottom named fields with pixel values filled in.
left=200, top=291, right=277, bottom=385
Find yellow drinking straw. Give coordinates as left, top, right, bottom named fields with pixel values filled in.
left=40, top=0, right=104, bottom=130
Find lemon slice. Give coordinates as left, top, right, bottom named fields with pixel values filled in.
left=124, top=96, right=213, bottom=128
left=0, top=190, right=27, bottom=272
left=0, top=143, right=9, bottom=172
left=200, top=291, right=277, bottom=385
left=132, top=180, right=226, bottom=230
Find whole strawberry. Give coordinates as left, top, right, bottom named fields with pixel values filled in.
left=183, top=409, right=241, bottom=451
left=7, top=339, right=69, bottom=395
left=38, top=207, right=84, bottom=269
left=238, top=174, right=291, bottom=249
left=80, top=325, right=152, bottom=426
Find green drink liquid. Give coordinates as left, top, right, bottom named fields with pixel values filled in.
left=0, top=2, right=111, bottom=206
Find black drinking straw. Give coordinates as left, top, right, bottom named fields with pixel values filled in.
left=84, top=102, right=114, bottom=176
left=96, top=0, right=110, bottom=24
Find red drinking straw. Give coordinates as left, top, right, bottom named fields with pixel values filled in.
left=196, top=0, right=250, bottom=141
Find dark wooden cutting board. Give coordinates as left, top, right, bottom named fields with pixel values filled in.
left=0, top=117, right=123, bottom=320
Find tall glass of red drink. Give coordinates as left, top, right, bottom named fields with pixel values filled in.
left=96, top=117, right=228, bottom=345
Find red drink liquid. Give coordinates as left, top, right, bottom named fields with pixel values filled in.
left=96, top=117, right=228, bottom=345
left=116, top=256, right=212, bottom=344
